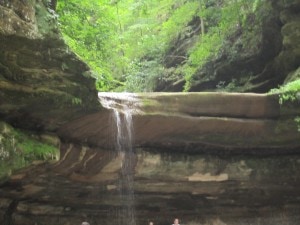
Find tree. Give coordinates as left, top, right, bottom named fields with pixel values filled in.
left=57, top=0, right=118, bottom=90
left=56, top=0, right=260, bottom=92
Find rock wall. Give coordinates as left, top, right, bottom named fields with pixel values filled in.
left=157, top=0, right=300, bottom=92
left=1, top=91, right=299, bottom=224
left=0, top=143, right=300, bottom=225
left=0, top=1, right=300, bottom=225
left=59, top=92, right=300, bottom=153
left=0, top=0, right=100, bottom=131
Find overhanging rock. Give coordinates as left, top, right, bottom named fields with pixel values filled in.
left=58, top=92, right=300, bottom=153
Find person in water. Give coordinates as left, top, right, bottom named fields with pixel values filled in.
left=172, top=218, right=180, bottom=225
left=81, top=222, right=90, bottom=225
left=149, top=221, right=154, bottom=225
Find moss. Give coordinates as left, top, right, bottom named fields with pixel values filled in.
left=140, top=98, right=161, bottom=113
left=34, top=1, right=60, bottom=38
left=269, top=80, right=300, bottom=132
left=0, top=121, right=59, bottom=179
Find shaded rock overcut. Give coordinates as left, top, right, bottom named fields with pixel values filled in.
left=59, top=92, right=300, bottom=154
left=0, top=1, right=300, bottom=225
left=1, top=144, right=300, bottom=225
left=0, top=0, right=100, bottom=131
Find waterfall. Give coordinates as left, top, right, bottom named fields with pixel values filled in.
left=98, top=92, right=138, bottom=225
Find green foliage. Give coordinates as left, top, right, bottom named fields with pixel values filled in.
left=0, top=124, right=58, bottom=178
left=16, top=136, right=57, bottom=161
left=269, top=79, right=300, bottom=105
left=215, top=78, right=240, bottom=92
left=183, top=0, right=259, bottom=91
left=184, top=31, right=222, bottom=91
left=269, top=79, right=300, bottom=133
left=57, top=0, right=263, bottom=92
left=253, top=0, right=263, bottom=11
left=71, top=97, right=82, bottom=105
left=57, top=0, right=118, bottom=90
left=56, top=0, right=201, bottom=91
left=161, top=2, right=199, bottom=44
left=121, top=59, right=164, bottom=92
left=111, top=0, right=200, bottom=91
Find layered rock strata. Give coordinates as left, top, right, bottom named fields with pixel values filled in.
left=0, top=1, right=300, bottom=225
left=59, top=92, right=300, bottom=153
left=0, top=0, right=100, bottom=131
left=1, top=92, right=300, bottom=225
left=0, top=143, right=300, bottom=225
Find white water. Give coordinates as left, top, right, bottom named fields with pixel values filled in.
left=98, top=92, right=137, bottom=225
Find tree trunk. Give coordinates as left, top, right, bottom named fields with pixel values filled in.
left=200, top=17, right=205, bottom=35
left=50, top=0, right=57, bottom=10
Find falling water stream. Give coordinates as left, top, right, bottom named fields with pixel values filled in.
left=97, top=92, right=300, bottom=225
left=98, top=92, right=139, bottom=225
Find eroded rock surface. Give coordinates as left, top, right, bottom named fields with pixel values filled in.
left=0, top=1, right=300, bottom=225
left=1, top=91, right=299, bottom=224
left=157, top=0, right=300, bottom=93
left=59, top=92, right=300, bottom=153
left=1, top=144, right=300, bottom=225
left=0, top=0, right=100, bottom=131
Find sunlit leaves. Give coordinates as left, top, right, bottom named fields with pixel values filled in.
left=57, top=0, right=117, bottom=90
left=57, top=0, right=264, bottom=92
left=183, top=0, right=263, bottom=91
left=270, top=79, right=300, bottom=105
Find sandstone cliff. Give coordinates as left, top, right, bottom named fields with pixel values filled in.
left=0, top=0, right=100, bottom=131
left=0, top=1, right=300, bottom=225
left=157, top=0, right=300, bottom=93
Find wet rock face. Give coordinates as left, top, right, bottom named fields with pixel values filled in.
left=58, top=92, right=300, bottom=153
left=0, top=0, right=100, bottom=131
left=0, top=90, right=299, bottom=224
left=0, top=1, right=299, bottom=225
left=0, top=144, right=300, bottom=225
